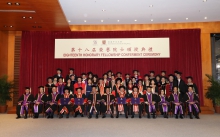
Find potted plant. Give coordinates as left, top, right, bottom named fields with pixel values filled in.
left=205, top=74, right=220, bottom=113
left=0, top=75, right=14, bottom=113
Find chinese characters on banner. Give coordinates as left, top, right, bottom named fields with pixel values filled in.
left=55, top=38, right=170, bottom=58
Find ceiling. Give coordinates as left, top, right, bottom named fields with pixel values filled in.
left=0, top=0, right=219, bottom=31
left=59, top=0, right=220, bottom=25
left=0, top=0, right=70, bottom=31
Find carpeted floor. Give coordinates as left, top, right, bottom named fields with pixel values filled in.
left=0, top=114, right=220, bottom=137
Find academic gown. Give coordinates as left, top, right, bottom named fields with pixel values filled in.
left=87, top=93, right=101, bottom=114
left=183, top=92, right=201, bottom=114
left=101, top=93, right=115, bottom=114
left=115, top=93, right=129, bottom=115
left=186, top=83, right=199, bottom=95
left=32, top=93, right=47, bottom=115
left=158, top=95, right=170, bottom=113
left=73, top=94, right=86, bottom=114
left=58, top=93, right=74, bottom=114
left=173, top=79, right=186, bottom=95
left=45, top=93, right=60, bottom=114
left=130, top=93, right=144, bottom=116
left=143, top=93, right=158, bottom=113
left=169, top=93, right=184, bottom=115
left=16, top=94, right=34, bottom=116
left=45, top=83, right=55, bottom=95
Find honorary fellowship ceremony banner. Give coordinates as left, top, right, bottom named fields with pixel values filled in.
left=55, top=38, right=170, bottom=59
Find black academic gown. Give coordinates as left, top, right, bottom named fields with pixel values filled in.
left=45, top=83, right=55, bottom=95
left=16, top=94, right=34, bottom=116
left=158, top=95, right=170, bottom=113
left=115, top=93, right=129, bottom=116
left=186, top=83, right=199, bottom=94
left=183, top=92, right=201, bottom=113
left=32, top=93, right=47, bottom=115
left=143, top=93, right=158, bottom=113
left=169, top=93, right=184, bottom=114
left=45, top=93, right=60, bottom=114
left=101, top=93, right=115, bottom=114
left=87, top=93, right=101, bottom=114
left=174, top=79, right=186, bottom=95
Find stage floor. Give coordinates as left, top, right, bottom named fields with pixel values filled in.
left=0, top=114, right=220, bottom=137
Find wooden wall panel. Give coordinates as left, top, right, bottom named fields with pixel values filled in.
left=0, top=31, right=8, bottom=76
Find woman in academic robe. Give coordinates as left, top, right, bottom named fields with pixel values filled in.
left=32, top=86, right=47, bottom=118
left=56, top=77, right=66, bottom=95
left=137, top=79, right=145, bottom=95
left=16, top=87, right=34, bottom=119
left=155, top=75, right=161, bottom=88
left=160, top=76, right=167, bottom=93
left=130, top=86, right=144, bottom=118
left=131, top=77, right=137, bottom=86
left=112, top=78, right=123, bottom=97
left=53, top=77, right=58, bottom=85
left=126, top=79, right=133, bottom=96
left=73, top=87, right=87, bottom=117
left=92, top=75, right=98, bottom=86
left=87, top=72, right=93, bottom=79
left=107, top=70, right=112, bottom=82
left=143, top=74, right=151, bottom=90
left=110, top=75, right=115, bottom=90
left=158, top=89, right=170, bottom=118
left=150, top=79, right=159, bottom=94
left=103, top=73, right=110, bottom=87
left=65, top=78, right=73, bottom=94
left=133, top=70, right=142, bottom=83
left=45, top=77, right=54, bottom=95
left=73, top=77, right=86, bottom=94
left=186, top=76, right=199, bottom=95
left=149, top=71, right=156, bottom=81
left=45, top=85, right=60, bottom=119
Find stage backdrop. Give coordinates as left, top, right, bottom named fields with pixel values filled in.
left=20, top=29, right=203, bottom=105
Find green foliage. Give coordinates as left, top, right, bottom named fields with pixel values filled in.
left=0, top=75, right=14, bottom=105
left=205, top=74, right=220, bottom=106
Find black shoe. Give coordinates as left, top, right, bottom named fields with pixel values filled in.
left=180, top=115, right=183, bottom=119
left=96, top=114, right=99, bottom=119
left=102, top=115, right=106, bottom=118
left=24, top=115, right=27, bottom=119
left=195, top=115, right=200, bottom=119
left=175, top=115, right=178, bottom=119
left=139, top=115, right=142, bottom=118
left=153, top=115, right=156, bottom=119
left=47, top=115, right=50, bottom=119
left=50, top=114, right=54, bottom=119
left=81, top=114, right=84, bottom=117
left=111, top=115, right=114, bottom=118
left=74, top=113, right=78, bottom=118
left=59, top=115, right=63, bottom=119
left=16, top=116, right=21, bottom=119
left=190, top=115, right=193, bottom=119
left=147, top=115, right=150, bottom=119
left=125, top=115, right=128, bottom=118
left=116, top=114, right=119, bottom=118
left=131, top=115, right=134, bottom=118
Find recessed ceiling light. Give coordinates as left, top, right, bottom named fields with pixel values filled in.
left=7, top=2, right=12, bottom=5
left=186, top=18, right=188, bottom=20
left=84, top=20, right=87, bottom=22
left=15, top=2, right=20, bottom=6
left=117, top=20, right=120, bottom=22
left=151, top=19, right=153, bottom=21
left=22, top=16, right=26, bottom=19
left=203, top=0, right=207, bottom=2
left=204, top=17, right=207, bottom=19
left=134, top=20, right=137, bottom=22
left=4, top=25, right=7, bottom=27
left=101, top=20, right=104, bottom=22
left=102, top=9, right=106, bottom=11
left=68, top=20, right=71, bottom=23
left=168, top=19, right=171, bottom=20
left=149, top=5, right=153, bottom=7
left=29, top=17, right=32, bottom=19
left=10, top=26, right=13, bottom=27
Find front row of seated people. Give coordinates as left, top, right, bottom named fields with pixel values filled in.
left=16, top=85, right=200, bottom=119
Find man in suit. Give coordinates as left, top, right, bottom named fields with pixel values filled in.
left=174, top=72, right=186, bottom=95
